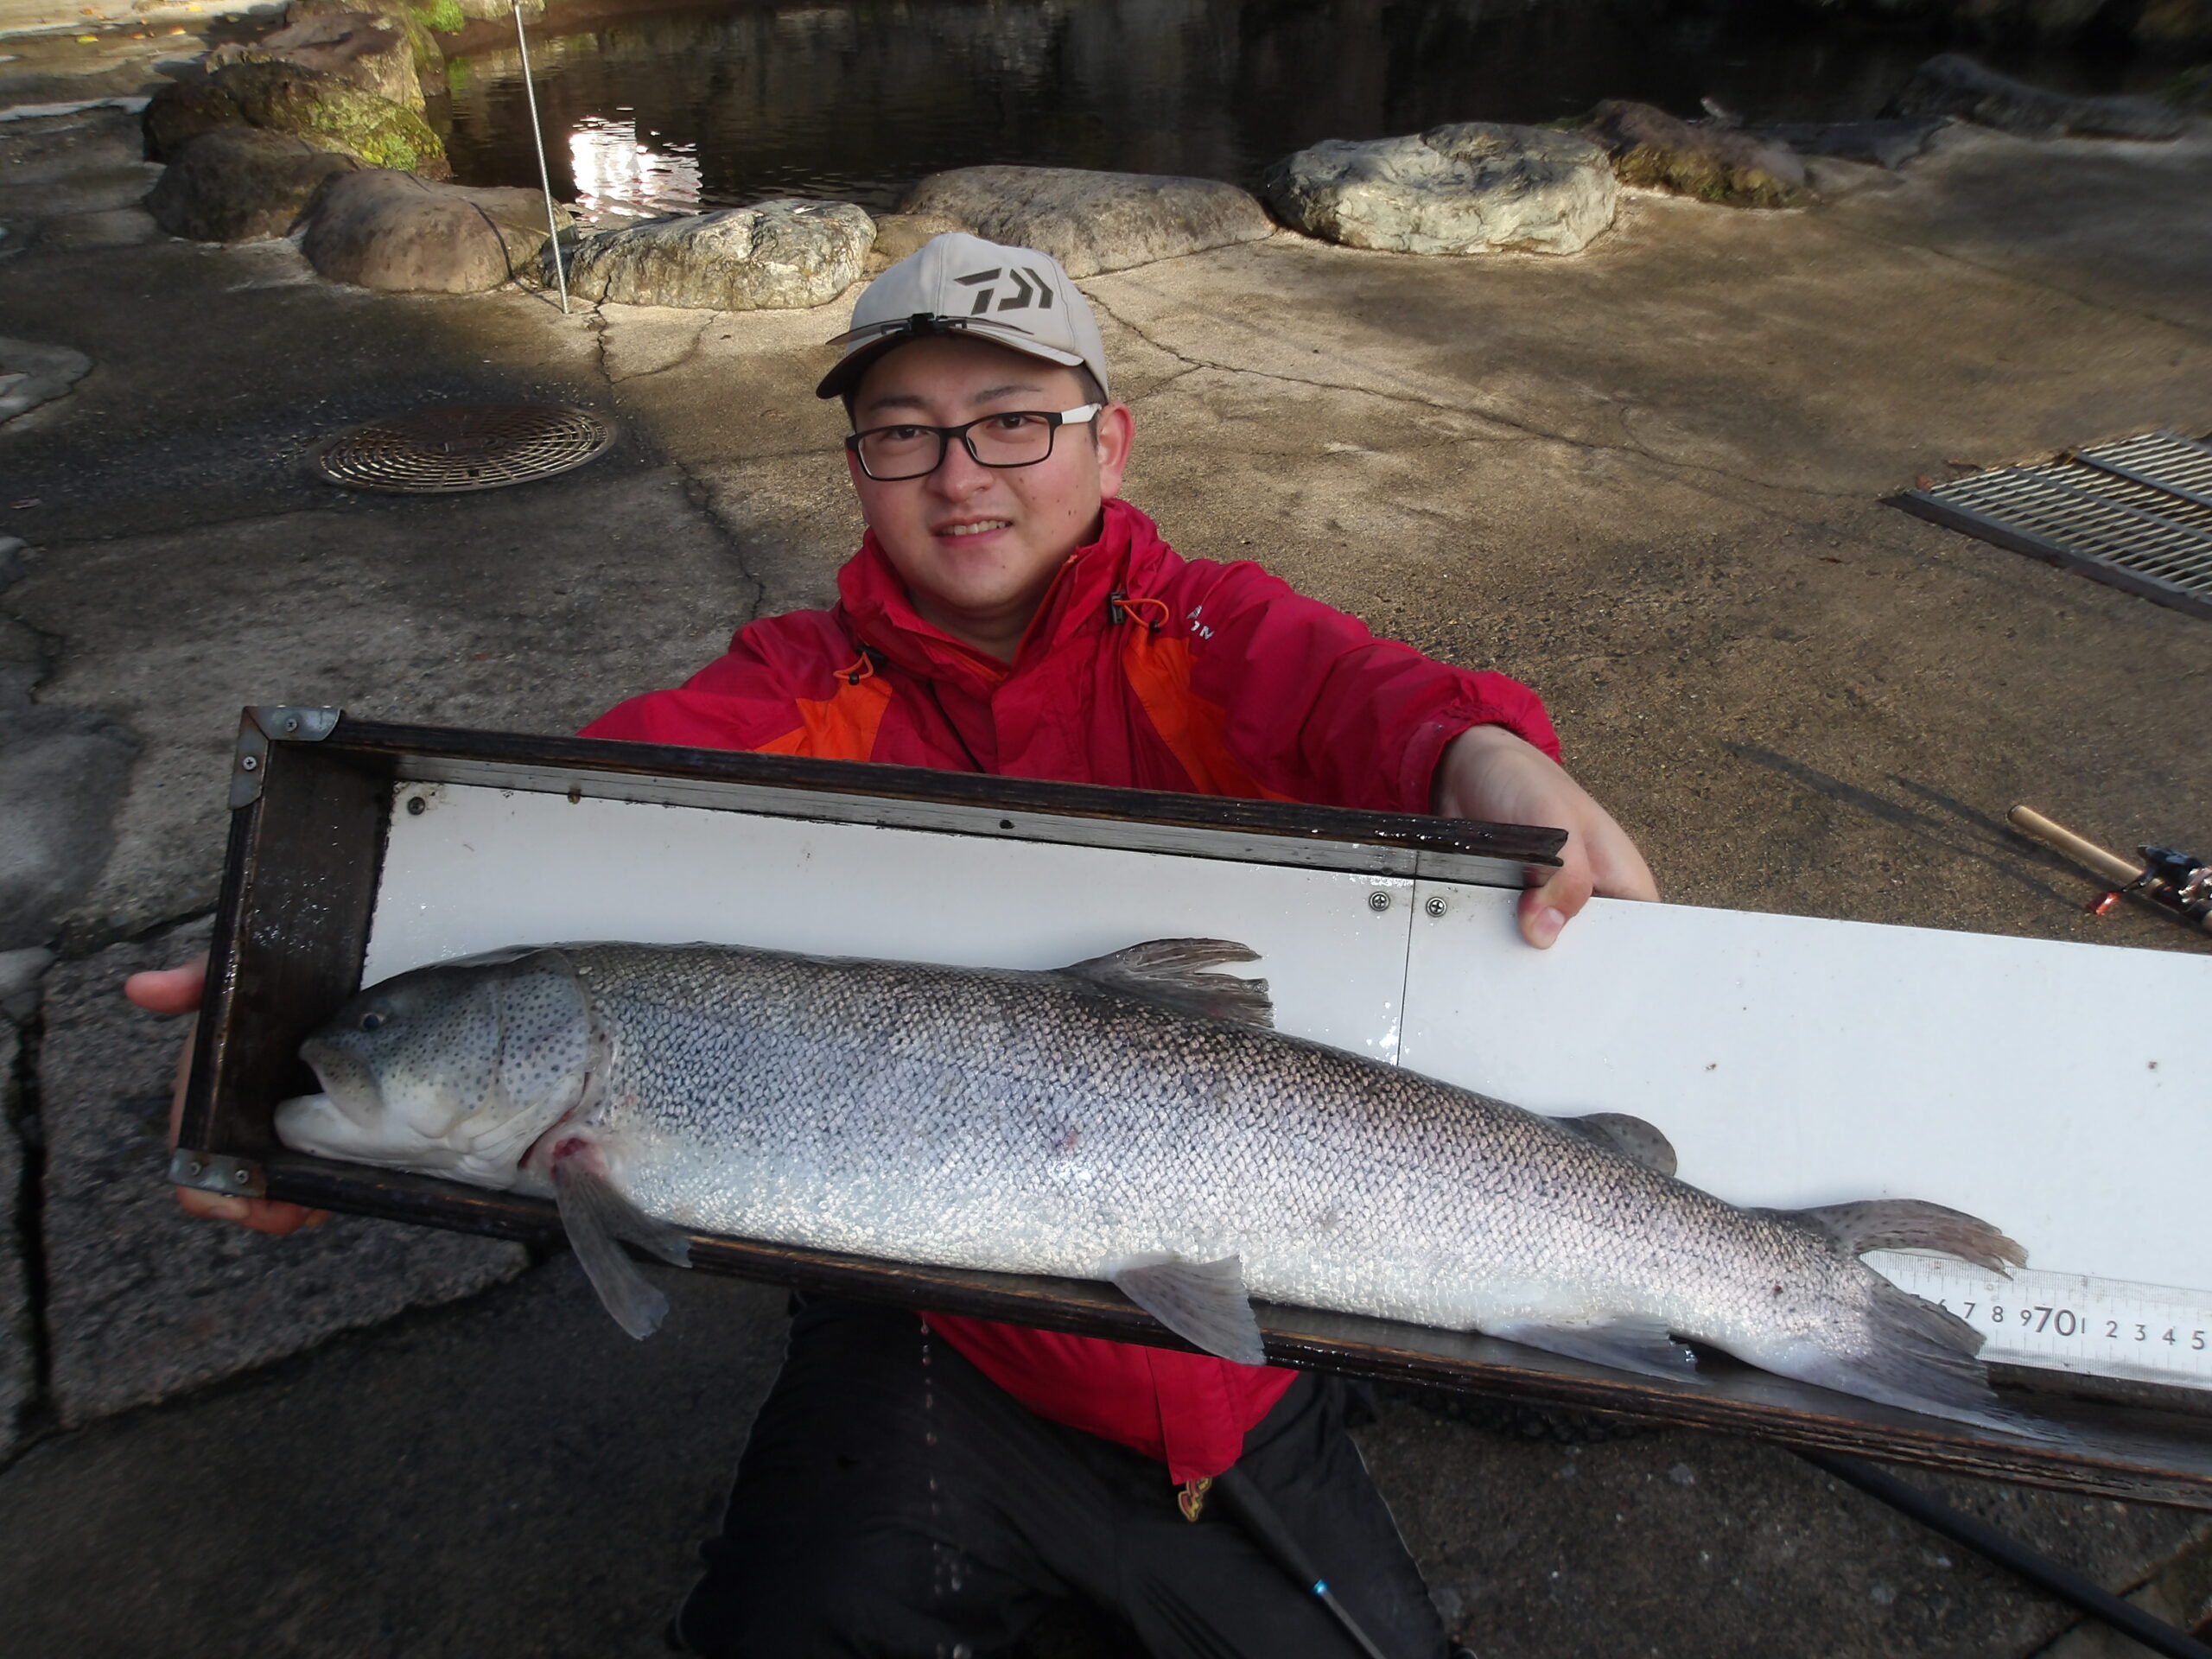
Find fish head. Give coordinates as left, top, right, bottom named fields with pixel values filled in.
left=276, top=946, right=603, bottom=1188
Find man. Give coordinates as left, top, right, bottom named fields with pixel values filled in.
left=130, top=234, right=1656, bottom=1657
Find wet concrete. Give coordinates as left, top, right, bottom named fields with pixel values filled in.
left=0, top=82, right=2208, bottom=1659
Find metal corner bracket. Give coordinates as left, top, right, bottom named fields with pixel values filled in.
left=230, top=704, right=342, bottom=807
left=167, top=1148, right=267, bottom=1198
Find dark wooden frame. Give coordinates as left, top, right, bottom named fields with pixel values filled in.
left=175, top=709, right=2212, bottom=1510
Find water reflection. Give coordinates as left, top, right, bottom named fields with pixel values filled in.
left=439, top=0, right=2160, bottom=218
left=569, top=114, right=702, bottom=222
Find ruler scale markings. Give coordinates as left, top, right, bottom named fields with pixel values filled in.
left=1870, top=1253, right=2212, bottom=1390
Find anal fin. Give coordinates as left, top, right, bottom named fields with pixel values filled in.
left=551, top=1153, right=693, bottom=1340
left=1105, top=1253, right=1268, bottom=1366
left=1489, top=1316, right=1701, bottom=1383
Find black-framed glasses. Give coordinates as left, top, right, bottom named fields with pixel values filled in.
left=844, top=404, right=1102, bottom=482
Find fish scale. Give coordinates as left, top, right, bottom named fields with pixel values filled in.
left=277, top=938, right=2043, bottom=1435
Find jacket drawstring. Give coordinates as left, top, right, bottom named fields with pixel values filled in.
left=836, top=647, right=886, bottom=686
left=1108, top=590, right=1169, bottom=634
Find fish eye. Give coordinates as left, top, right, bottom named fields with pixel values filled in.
left=359, top=1012, right=388, bottom=1033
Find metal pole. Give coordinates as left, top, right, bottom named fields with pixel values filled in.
left=1798, top=1452, right=2212, bottom=1659
left=511, top=0, right=569, bottom=315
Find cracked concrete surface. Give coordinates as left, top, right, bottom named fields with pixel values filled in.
left=0, top=97, right=2208, bottom=1658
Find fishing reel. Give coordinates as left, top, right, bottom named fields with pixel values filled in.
left=2133, top=844, right=2212, bottom=928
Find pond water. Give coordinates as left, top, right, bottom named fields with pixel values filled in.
left=434, top=0, right=2169, bottom=223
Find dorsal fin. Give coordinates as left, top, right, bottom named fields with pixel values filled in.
left=1058, top=939, right=1273, bottom=1028
left=1550, top=1111, right=1678, bottom=1177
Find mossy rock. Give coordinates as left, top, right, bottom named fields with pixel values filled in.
left=210, top=60, right=448, bottom=176
left=406, top=0, right=467, bottom=35
left=286, top=0, right=446, bottom=85
left=1611, top=143, right=1804, bottom=211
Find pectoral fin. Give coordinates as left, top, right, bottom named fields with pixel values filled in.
left=1106, top=1253, right=1268, bottom=1366
left=1489, top=1315, right=1700, bottom=1382
left=551, top=1152, right=693, bottom=1340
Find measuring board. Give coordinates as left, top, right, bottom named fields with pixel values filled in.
left=363, top=782, right=2212, bottom=1398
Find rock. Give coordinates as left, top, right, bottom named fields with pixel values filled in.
left=0, top=537, right=27, bottom=591
left=300, top=168, right=567, bottom=292
left=143, top=61, right=447, bottom=176
left=863, top=210, right=963, bottom=275
left=143, top=128, right=364, bottom=244
left=289, top=0, right=446, bottom=85
left=1576, top=100, right=1809, bottom=209
left=0, top=1022, right=29, bottom=1459
left=140, top=74, right=248, bottom=163
left=1748, top=117, right=1949, bottom=170
left=209, top=10, right=426, bottom=113
left=554, top=199, right=874, bottom=309
left=1260, top=124, right=1618, bottom=256
left=0, top=611, right=42, bottom=709
left=1888, top=54, right=2190, bottom=141
left=2171, top=64, right=2212, bottom=113
left=0, top=946, right=54, bottom=1022
left=38, top=921, right=527, bottom=1426
left=2134, top=0, right=2212, bottom=46
left=896, top=165, right=1272, bottom=278
left=455, top=0, right=542, bottom=20
left=0, top=705, right=138, bottom=953
left=0, top=338, right=93, bottom=428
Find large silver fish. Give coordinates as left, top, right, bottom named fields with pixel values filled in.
left=275, top=938, right=2035, bottom=1433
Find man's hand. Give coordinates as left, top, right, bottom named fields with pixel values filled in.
left=122, top=955, right=330, bottom=1236
left=1431, top=724, right=1660, bottom=949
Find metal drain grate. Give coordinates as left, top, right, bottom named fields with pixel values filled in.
left=310, top=404, right=614, bottom=494
left=1892, top=429, right=2212, bottom=621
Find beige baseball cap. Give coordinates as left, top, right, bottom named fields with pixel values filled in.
left=816, top=232, right=1110, bottom=402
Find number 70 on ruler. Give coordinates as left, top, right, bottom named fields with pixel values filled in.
left=1869, top=1253, right=2212, bottom=1389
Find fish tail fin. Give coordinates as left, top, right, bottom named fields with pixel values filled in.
left=1791, top=1274, right=2064, bottom=1442
left=1788, top=1198, right=2027, bottom=1274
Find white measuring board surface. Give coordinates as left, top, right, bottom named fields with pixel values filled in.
left=367, top=782, right=2212, bottom=1393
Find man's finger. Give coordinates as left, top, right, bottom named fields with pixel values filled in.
left=1519, top=849, right=1593, bottom=949
left=175, top=1186, right=331, bottom=1235
left=124, top=956, right=208, bottom=1016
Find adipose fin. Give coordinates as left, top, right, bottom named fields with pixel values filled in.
left=1549, top=1112, right=1679, bottom=1178
left=1106, top=1253, right=1269, bottom=1365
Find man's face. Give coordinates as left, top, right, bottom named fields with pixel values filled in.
left=845, top=334, right=1133, bottom=659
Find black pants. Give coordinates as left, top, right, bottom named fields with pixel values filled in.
left=676, top=1298, right=1450, bottom=1659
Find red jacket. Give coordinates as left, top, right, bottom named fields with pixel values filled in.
left=586, top=498, right=1558, bottom=1482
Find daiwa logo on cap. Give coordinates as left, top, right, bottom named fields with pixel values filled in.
left=815, top=231, right=1110, bottom=401
left=954, top=264, right=1057, bottom=315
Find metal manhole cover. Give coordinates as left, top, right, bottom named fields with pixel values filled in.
left=1892, top=429, right=2212, bottom=621
left=310, top=404, right=614, bottom=494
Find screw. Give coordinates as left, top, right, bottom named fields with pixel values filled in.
left=232, top=1168, right=250, bottom=1185
left=407, top=796, right=426, bottom=816
left=185, top=1160, right=202, bottom=1178
left=1367, top=890, right=1391, bottom=913
left=283, top=716, right=299, bottom=734
left=1426, top=895, right=1449, bottom=918
left=238, top=754, right=258, bottom=771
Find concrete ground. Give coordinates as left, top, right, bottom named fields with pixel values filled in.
left=2, top=61, right=2210, bottom=1659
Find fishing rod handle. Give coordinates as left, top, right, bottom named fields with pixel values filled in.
left=2009, top=805, right=2143, bottom=887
